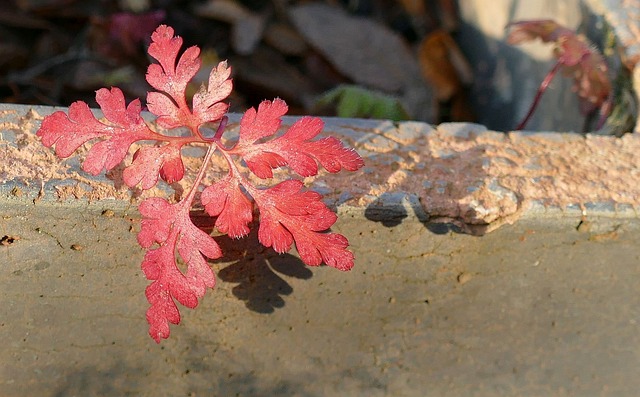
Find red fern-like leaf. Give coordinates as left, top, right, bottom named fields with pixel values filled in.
left=37, top=87, right=157, bottom=174
left=251, top=180, right=355, bottom=271
left=139, top=197, right=221, bottom=342
left=146, top=25, right=231, bottom=129
left=37, top=24, right=364, bottom=343
left=123, top=144, right=185, bottom=189
left=38, top=101, right=109, bottom=158
left=191, top=61, right=233, bottom=125
left=232, top=99, right=364, bottom=178
left=200, top=174, right=254, bottom=238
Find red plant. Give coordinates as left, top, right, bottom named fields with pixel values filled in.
left=506, top=19, right=612, bottom=130
left=36, top=25, right=364, bottom=342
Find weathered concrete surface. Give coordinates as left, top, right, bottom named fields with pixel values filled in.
left=3, top=105, right=640, bottom=232
left=1, top=201, right=639, bottom=396
left=1, top=103, right=639, bottom=395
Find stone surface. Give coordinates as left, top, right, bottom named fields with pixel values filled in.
left=1, top=202, right=639, bottom=396
left=1, top=103, right=639, bottom=395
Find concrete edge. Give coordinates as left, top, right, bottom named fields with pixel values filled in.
left=1, top=103, right=639, bottom=235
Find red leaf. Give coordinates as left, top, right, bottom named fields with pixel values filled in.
left=507, top=19, right=611, bottom=115
left=37, top=88, right=158, bottom=175
left=137, top=197, right=176, bottom=248
left=138, top=197, right=222, bottom=342
left=145, top=267, right=180, bottom=342
left=146, top=25, right=200, bottom=129
left=192, top=61, right=233, bottom=125
left=238, top=98, right=288, bottom=142
left=123, top=143, right=184, bottom=189
left=201, top=174, right=254, bottom=238
left=232, top=102, right=364, bottom=178
left=267, top=117, right=364, bottom=176
left=146, top=26, right=231, bottom=128
left=37, top=24, right=361, bottom=344
left=252, top=180, right=355, bottom=270
left=176, top=219, right=219, bottom=298
left=146, top=25, right=200, bottom=98
left=146, top=92, right=184, bottom=130
left=37, top=101, right=108, bottom=158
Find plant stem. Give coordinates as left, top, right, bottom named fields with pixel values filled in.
left=213, top=116, right=229, bottom=142
left=180, top=116, right=229, bottom=208
left=516, top=60, right=562, bottom=130
left=183, top=141, right=217, bottom=206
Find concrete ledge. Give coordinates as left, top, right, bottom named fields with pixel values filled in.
left=1, top=104, right=639, bottom=395
left=2, top=104, right=639, bottom=226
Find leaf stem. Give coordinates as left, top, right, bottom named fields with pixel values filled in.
left=216, top=140, right=257, bottom=198
left=516, top=60, right=562, bottom=130
left=180, top=115, right=231, bottom=212
left=213, top=116, right=228, bottom=142
left=183, top=140, right=218, bottom=206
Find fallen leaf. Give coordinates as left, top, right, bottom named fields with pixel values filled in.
left=289, top=3, right=422, bottom=93
left=264, top=23, right=308, bottom=56
left=290, top=3, right=435, bottom=121
left=231, top=47, right=315, bottom=109
left=232, top=13, right=266, bottom=55
left=194, top=0, right=251, bottom=23
left=418, top=29, right=473, bottom=101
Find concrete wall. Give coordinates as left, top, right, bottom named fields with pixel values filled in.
left=1, top=103, right=639, bottom=395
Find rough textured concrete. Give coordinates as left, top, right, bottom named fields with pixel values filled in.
left=1, top=201, right=639, bottom=396
left=1, top=102, right=639, bottom=396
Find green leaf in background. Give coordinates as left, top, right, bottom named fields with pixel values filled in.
left=316, top=85, right=409, bottom=121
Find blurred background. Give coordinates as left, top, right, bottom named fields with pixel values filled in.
left=0, top=0, right=634, bottom=132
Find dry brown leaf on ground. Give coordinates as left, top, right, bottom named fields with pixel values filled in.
left=230, top=46, right=316, bottom=111
left=289, top=2, right=435, bottom=121
left=289, top=2, right=421, bottom=93
left=263, top=22, right=308, bottom=56
left=194, top=0, right=266, bottom=55
left=418, top=29, right=473, bottom=101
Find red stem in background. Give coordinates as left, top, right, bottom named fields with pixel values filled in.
left=212, top=116, right=229, bottom=142
left=516, top=60, right=562, bottom=130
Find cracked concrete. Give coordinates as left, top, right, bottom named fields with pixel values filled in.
left=0, top=103, right=639, bottom=395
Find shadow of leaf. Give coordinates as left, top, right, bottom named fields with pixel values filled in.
left=213, top=225, right=313, bottom=313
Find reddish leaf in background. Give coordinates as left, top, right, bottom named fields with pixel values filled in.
left=36, top=24, right=364, bottom=343
left=108, top=10, right=166, bottom=52
left=506, top=19, right=612, bottom=130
